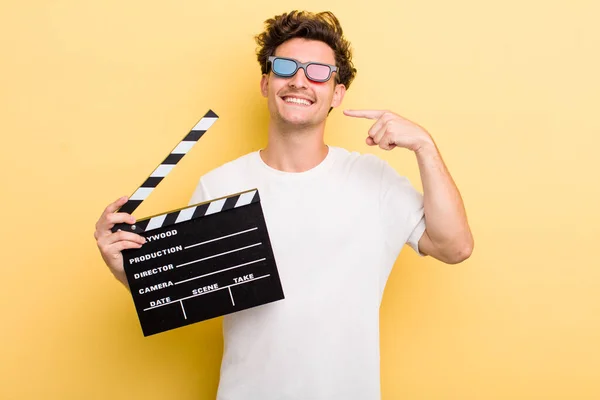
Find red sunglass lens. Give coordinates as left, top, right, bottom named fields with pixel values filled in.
left=306, top=64, right=331, bottom=81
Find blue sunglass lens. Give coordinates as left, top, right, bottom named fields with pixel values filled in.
left=273, top=59, right=297, bottom=76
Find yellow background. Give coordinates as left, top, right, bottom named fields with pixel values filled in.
left=1, top=0, right=599, bottom=398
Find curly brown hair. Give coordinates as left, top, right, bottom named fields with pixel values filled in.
left=255, top=11, right=357, bottom=89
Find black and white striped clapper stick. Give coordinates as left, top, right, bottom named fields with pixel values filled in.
left=114, top=109, right=219, bottom=220
left=111, top=110, right=284, bottom=337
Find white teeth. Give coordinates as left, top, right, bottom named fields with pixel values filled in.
left=284, top=97, right=311, bottom=106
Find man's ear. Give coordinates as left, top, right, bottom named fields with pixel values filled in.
left=330, top=83, right=346, bottom=108
left=260, top=74, right=269, bottom=98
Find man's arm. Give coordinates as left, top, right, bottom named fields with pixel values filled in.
left=414, top=141, right=473, bottom=264
left=344, top=109, right=474, bottom=264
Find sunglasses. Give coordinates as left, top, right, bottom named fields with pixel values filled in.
left=267, top=56, right=338, bottom=83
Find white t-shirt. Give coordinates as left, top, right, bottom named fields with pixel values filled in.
left=188, top=146, right=426, bottom=400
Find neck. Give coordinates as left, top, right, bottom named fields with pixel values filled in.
left=260, top=120, right=328, bottom=172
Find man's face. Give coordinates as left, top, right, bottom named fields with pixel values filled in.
left=260, top=38, right=346, bottom=129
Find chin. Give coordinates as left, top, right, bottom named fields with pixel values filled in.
left=283, top=114, right=312, bottom=125
left=278, top=109, right=325, bottom=127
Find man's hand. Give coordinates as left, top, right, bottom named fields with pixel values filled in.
left=344, top=109, right=434, bottom=152
left=94, top=196, right=146, bottom=289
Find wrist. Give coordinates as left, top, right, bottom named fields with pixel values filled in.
left=414, top=137, right=436, bottom=156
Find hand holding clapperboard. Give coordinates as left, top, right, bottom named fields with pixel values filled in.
left=105, top=110, right=284, bottom=337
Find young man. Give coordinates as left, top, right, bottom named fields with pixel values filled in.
left=94, top=10, right=473, bottom=399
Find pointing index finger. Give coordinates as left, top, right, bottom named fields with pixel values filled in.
left=343, top=109, right=386, bottom=120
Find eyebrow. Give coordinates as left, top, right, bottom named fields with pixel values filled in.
left=274, top=56, right=334, bottom=65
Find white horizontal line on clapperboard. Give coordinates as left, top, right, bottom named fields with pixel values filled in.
left=174, top=258, right=267, bottom=285
left=184, top=227, right=259, bottom=250
left=175, top=243, right=262, bottom=269
left=143, top=274, right=272, bottom=311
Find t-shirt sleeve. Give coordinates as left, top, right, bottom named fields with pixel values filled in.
left=188, top=177, right=212, bottom=206
left=378, top=161, right=426, bottom=257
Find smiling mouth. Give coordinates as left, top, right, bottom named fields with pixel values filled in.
left=282, top=96, right=313, bottom=106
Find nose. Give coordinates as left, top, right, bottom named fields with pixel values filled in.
left=288, top=67, right=310, bottom=89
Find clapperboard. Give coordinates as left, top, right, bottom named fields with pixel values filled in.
left=112, top=110, right=284, bottom=336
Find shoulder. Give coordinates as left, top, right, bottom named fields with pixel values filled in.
left=330, top=146, right=419, bottom=197
left=192, top=151, right=259, bottom=200
left=329, top=146, right=390, bottom=178
left=201, top=151, right=258, bottom=183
